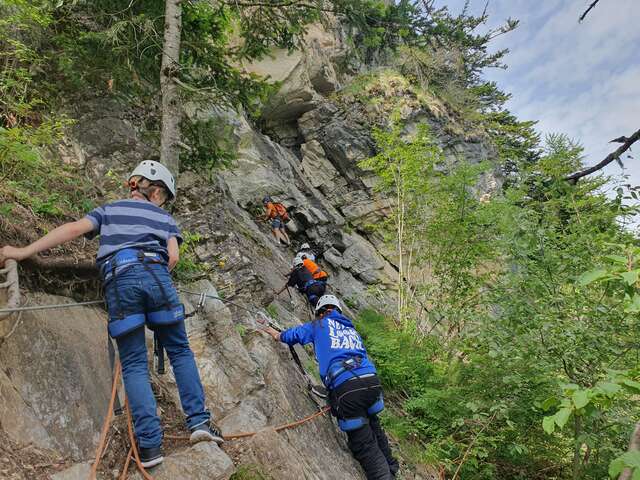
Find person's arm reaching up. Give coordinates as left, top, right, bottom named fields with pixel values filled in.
left=0, top=218, right=95, bottom=265
left=279, top=323, right=314, bottom=346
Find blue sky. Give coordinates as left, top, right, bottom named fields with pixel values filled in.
left=444, top=0, right=640, bottom=189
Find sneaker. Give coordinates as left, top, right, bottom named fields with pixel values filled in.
left=310, top=384, right=328, bottom=398
left=190, top=422, right=224, bottom=445
left=139, top=445, right=164, bottom=468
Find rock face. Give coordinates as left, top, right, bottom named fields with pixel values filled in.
left=130, top=443, right=235, bottom=480
left=245, top=20, right=347, bottom=146
left=0, top=295, right=111, bottom=461
left=0, top=18, right=501, bottom=480
left=50, top=462, right=92, bottom=480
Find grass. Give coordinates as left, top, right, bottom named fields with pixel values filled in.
left=230, top=464, right=273, bottom=480
left=265, top=303, right=278, bottom=319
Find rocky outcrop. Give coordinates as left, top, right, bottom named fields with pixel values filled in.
left=0, top=15, right=502, bottom=480
left=130, top=443, right=235, bottom=480
left=244, top=21, right=347, bottom=146
left=0, top=295, right=111, bottom=461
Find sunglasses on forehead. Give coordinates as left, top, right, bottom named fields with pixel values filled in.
left=125, top=176, right=164, bottom=190
left=126, top=176, right=144, bottom=189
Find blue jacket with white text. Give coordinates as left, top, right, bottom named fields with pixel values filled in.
left=279, top=310, right=376, bottom=388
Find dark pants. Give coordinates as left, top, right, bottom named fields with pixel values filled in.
left=331, top=376, right=399, bottom=480
left=305, top=282, right=326, bottom=307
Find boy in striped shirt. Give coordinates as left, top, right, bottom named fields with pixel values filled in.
left=0, top=161, right=222, bottom=468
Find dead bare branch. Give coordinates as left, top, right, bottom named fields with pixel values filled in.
left=579, top=0, right=602, bottom=22
left=22, top=256, right=97, bottom=276
left=565, top=127, right=640, bottom=183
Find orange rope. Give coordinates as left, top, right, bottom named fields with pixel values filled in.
left=92, top=362, right=331, bottom=479
left=125, top=397, right=154, bottom=480
left=90, top=360, right=121, bottom=480
left=165, top=406, right=332, bottom=441
left=119, top=446, right=133, bottom=480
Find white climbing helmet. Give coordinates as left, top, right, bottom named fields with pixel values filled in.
left=300, top=243, right=311, bottom=250
left=315, top=294, right=342, bottom=314
left=293, top=255, right=304, bottom=268
left=129, top=160, right=177, bottom=200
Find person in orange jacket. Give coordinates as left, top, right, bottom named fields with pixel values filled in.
left=261, top=196, right=291, bottom=246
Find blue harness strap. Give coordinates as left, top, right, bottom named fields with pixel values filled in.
left=101, top=249, right=164, bottom=283
left=339, top=417, right=368, bottom=432
left=108, top=313, right=146, bottom=338
left=367, top=394, right=385, bottom=415
left=338, top=394, right=385, bottom=432
left=147, top=304, right=185, bottom=326
left=324, top=356, right=363, bottom=388
left=302, top=279, right=320, bottom=291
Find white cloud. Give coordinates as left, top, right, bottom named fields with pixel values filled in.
left=443, top=0, right=640, bottom=184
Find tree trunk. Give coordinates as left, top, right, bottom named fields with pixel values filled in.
left=619, top=423, right=640, bottom=480
left=159, top=0, right=182, bottom=174
left=572, top=415, right=583, bottom=480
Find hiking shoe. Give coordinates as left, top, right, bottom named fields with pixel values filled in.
left=310, top=384, right=328, bottom=398
left=190, top=422, right=224, bottom=445
left=139, top=446, right=164, bottom=468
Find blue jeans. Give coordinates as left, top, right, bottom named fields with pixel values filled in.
left=271, top=216, right=284, bottom=229
left=104, top=263, right=210, bottom=448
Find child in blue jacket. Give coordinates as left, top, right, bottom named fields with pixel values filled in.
left=263, top=294, right=399, bottom=479
left=0, top=161, right=222, bottom=468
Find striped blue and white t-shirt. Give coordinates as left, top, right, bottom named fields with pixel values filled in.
left=84, top=199, right=183, bottom=264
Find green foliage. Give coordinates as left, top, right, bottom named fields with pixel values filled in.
left=0, top=120, right=95, bottom=220
left=360, top=126, right=640, bottom=478
left=338, top=0, right=414, bottom=62
left=265, top=304, right=278, bottom=319
left=181, top=117, right=237, bottom=174
left=174, top=231, right=210, bottom=282
left=361, top=123, right=499, bottom=331
left=609, top=451, right=640, bottom=480
left=236, top=324, right=247, bottom=339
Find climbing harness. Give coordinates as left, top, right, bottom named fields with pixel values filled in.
left=102, top=249, right=185, bottom=339
left=336, top=392, right=384, bottom=432
left=324, top=356, right=367, bottom=388
left=325, top=356, right=384, bottom=432
left=102, top=249, right=185, bottom=375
